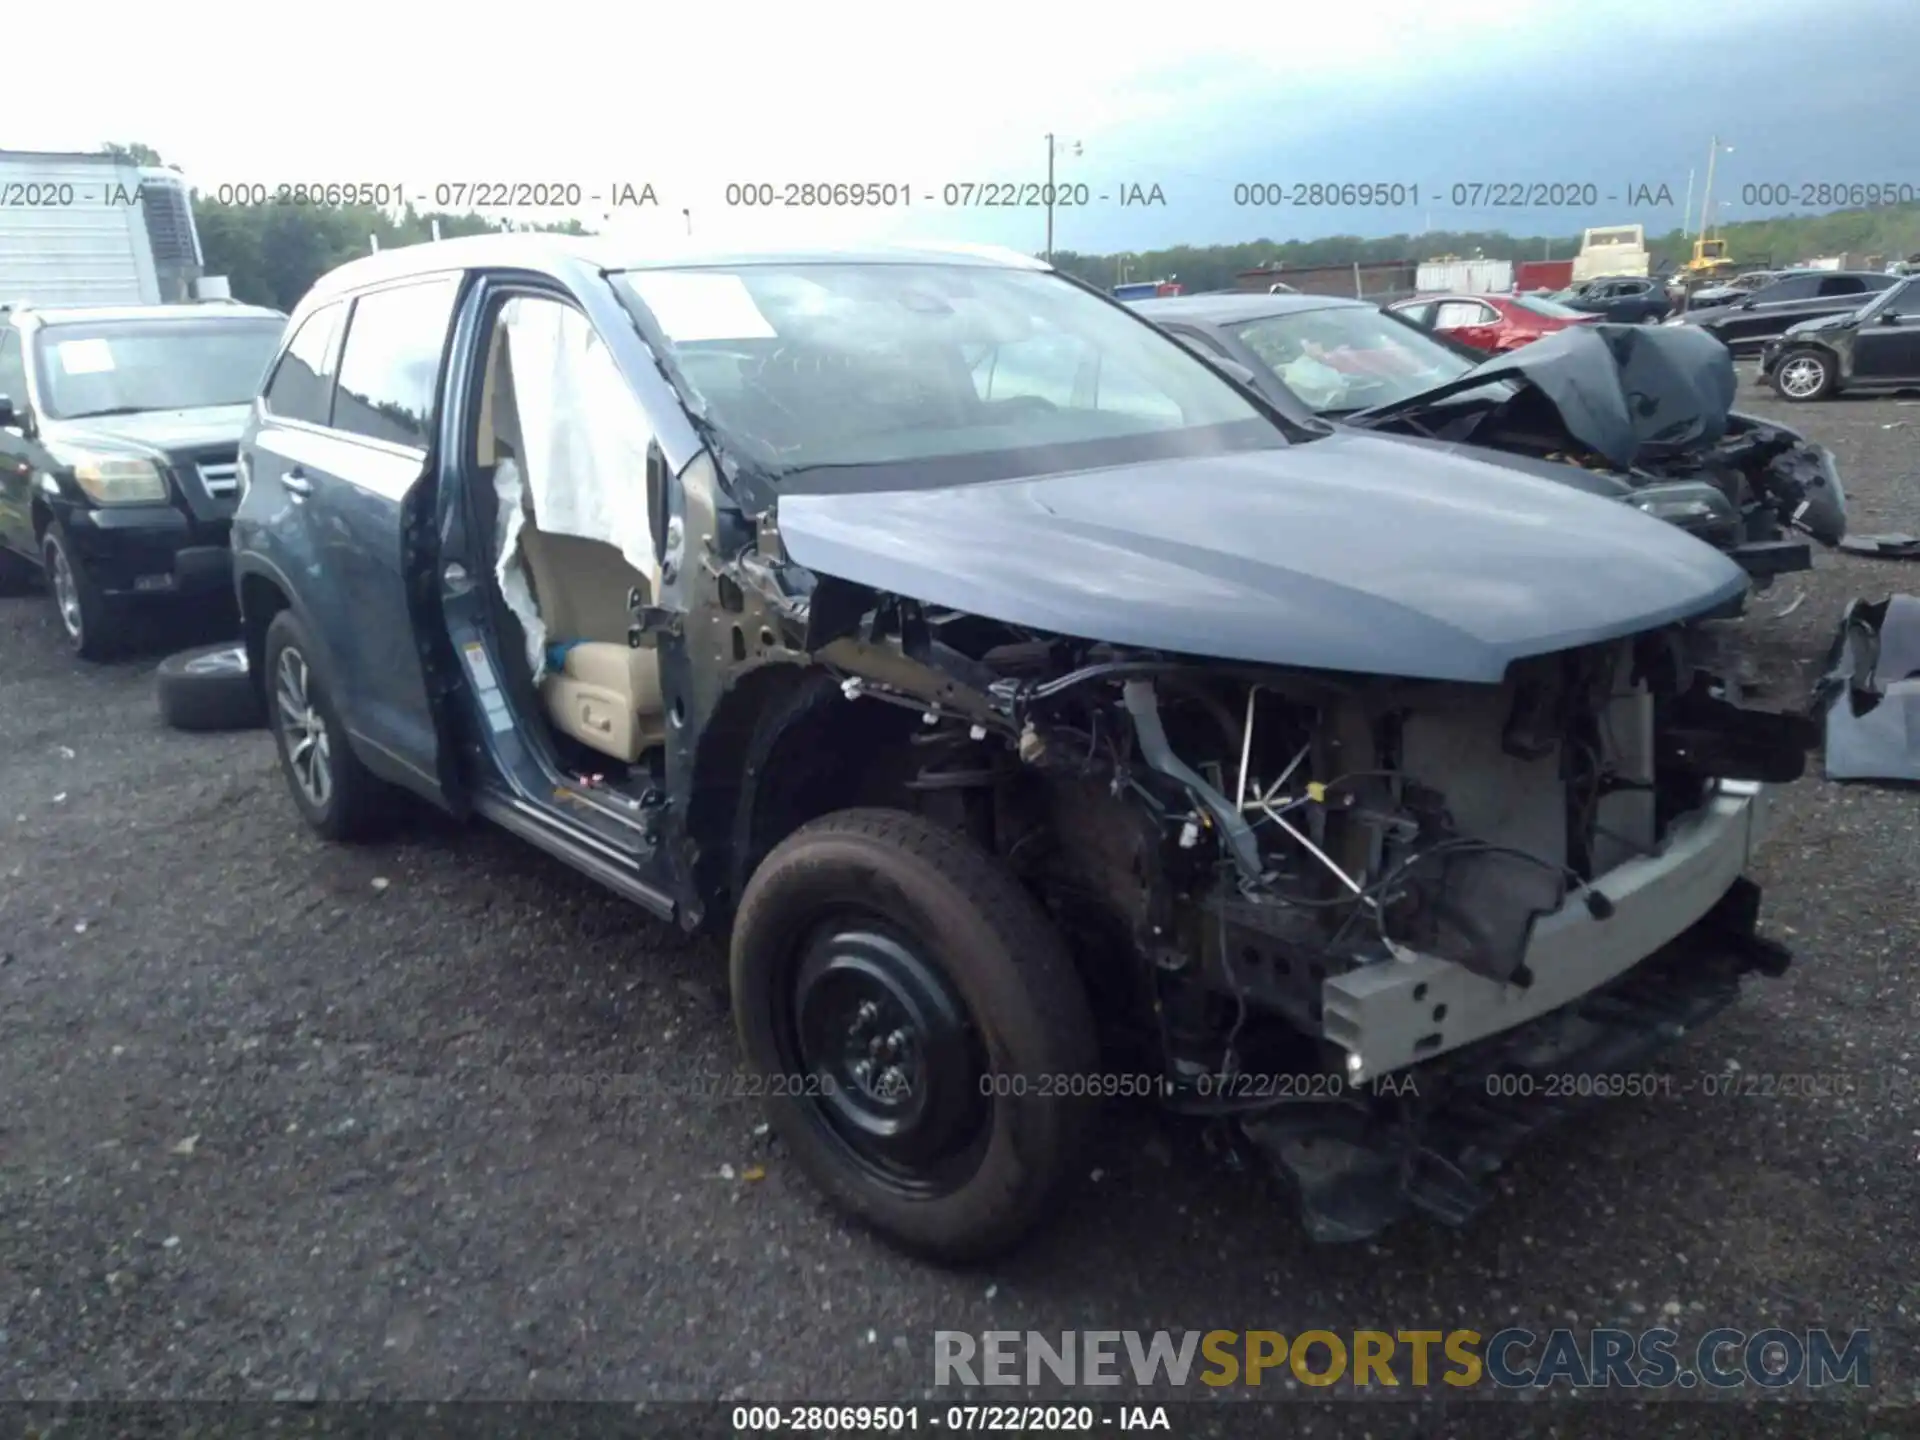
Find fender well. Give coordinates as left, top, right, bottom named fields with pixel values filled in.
left=683, top=662, right=918, bottom=932
left=238, top=571, right=291, bottom=703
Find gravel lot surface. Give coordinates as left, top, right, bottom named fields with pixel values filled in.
left=2, top=381, right=1916, bottom=1436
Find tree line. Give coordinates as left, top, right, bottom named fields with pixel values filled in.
left=105, top=143, right=585, bottom=313
left=1051, top=207, right=1920, bottom=293
left=105, top=142, right=1920, bottom=309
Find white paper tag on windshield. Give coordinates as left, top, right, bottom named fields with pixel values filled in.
left=56, top=339, right=117, bottom=374
left=627, top=272, right=776, bottom=342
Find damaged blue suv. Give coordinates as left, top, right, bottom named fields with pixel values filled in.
left=232, top=236, right=1810, bottom=1260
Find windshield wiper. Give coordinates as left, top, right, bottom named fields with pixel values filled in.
left=61, top=405, right=157, bottom=420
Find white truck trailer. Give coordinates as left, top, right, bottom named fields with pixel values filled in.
left=1, top=150, right=217, bottom=307
left=1572, top=224, right=1651, bottom=282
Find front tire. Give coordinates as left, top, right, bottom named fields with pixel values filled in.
left=263, top=610, right=394, bottom=841
left=42, top=522, right=124, bottom=660
left=731, top=808, right=1099, bottom=1263
left=1772, top=347, right=1835, bottom=402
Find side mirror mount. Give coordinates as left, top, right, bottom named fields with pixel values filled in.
left=1737, top=299, right=1757, bottom=311
left=1880, top=310, right=1903, bottom=324
left=1170, top=333, right=1260, bottom=388
left=1211, top=356, right=1260, bottom=388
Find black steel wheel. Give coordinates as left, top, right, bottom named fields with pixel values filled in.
left=731, top=808, right=1099, bottom=1263
left=787, top=916, right=993, bottom=1198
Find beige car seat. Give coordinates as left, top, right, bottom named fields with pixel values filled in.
left=479, top=317, right=668, bottom=765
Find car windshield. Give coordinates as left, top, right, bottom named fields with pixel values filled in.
left=31, top=318, right=285, bottom=420
left=1227, top=306, right=1476, bottom=415
left=1509, top=293, right=1587, bottom=320
left=613, top=262, right=1295, bottom=483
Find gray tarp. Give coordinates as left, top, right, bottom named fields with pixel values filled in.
left=1815, top=594, right=1920, bottom=783
left=1350, top=323, right=1738, bottom=470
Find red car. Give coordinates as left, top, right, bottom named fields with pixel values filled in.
left=1388, top=291, right=1597, bottom=354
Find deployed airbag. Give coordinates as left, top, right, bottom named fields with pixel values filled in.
left=491, top=297, right=662, bottom=678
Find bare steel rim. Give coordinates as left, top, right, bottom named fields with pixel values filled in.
left=45, top=539, right=82, bottom=640
left=274, top=646, right=332, bottom=810
left=1778, top=354, right=1827, bottom=398
left=776, top=914, right=993, bottom=1199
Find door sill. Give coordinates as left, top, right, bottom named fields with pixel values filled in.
left=476, top=792, right=677, bottom=920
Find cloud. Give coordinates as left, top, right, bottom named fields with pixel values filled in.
left=6, top=0, right=1898, bottom=253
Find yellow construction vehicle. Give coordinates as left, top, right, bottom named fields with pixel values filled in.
left=1684, top=235, right=1736, bottom=279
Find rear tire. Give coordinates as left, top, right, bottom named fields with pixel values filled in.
left=263, top=610, right=395, bottom=841
left=731, top=808, right=1099, bottom=1263
left=42, top=522, right=124, bottom=660
left=1772, top=347, right=1835, bottom=402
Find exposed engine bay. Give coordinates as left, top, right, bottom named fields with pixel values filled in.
left=784, top=590, right=1814, bottom=1237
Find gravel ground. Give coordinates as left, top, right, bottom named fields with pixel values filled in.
left=2, top=381, right=1917, bottom=1436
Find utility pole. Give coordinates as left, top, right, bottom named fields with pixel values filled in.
left=1682, top=168, right=1696, bottom=239
left=1043, top=133, right=1082, bottom=264
left=1045, top=133, right=1056, bottom=263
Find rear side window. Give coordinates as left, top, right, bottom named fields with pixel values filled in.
left=1435, top=301, right=1491, bottom=328
left=332, top=277, right=459, bottom=449
left=263, top=303, right=344, bottom=424
left=1818, top=277, right=1867, bottom=297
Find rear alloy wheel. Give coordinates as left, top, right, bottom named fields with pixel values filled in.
left=1773, top=348, right=1834, bottom=402
left=732, top=808, right=1099, bottom=1263
left=41, top=523, right=124, bottom=660
left=263, top=610, right=394, bottom=841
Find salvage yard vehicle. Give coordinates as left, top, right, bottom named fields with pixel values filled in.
left=234, top=236, right=1813, bottom=1260
left=1759, top=274, right=1920, bottom=402
left=1672, top=270, right=1900, bottom=355
left=1550, top=275, right=1671, bottom=325
left=0, top=301, right=287, bottom=657
left=1384, top=291, right=1595, bottom=353
left=1130, top=291, right=1845, bottom=584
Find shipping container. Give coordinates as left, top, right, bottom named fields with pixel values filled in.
left=1414, top=258, right=1514, bottom=294
left=0, top=150, right=208, bottom=307
left=1515, top=259, right=1574, bottom=292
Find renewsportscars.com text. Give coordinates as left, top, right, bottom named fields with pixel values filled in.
left=933, top=1328, right=1872, bottom=1391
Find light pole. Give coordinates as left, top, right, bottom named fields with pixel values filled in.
left=1698, top=137, right=1733, bottom=242
left=682, top=208, right=692, bottom=236
left=1044, top=133, right=1082, bottom=264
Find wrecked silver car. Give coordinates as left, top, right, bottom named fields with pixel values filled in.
left=1130, top=291, right=1847, bottom=587
left=235, top=238, right=1815, bottom=1262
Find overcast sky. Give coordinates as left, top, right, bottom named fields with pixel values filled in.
left=11, top=0, right=1915, bottom=255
